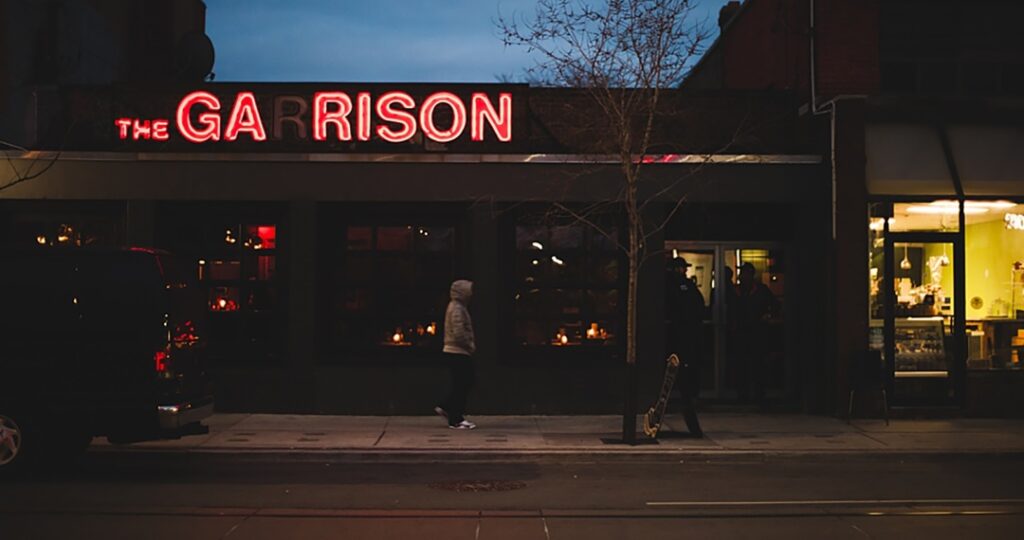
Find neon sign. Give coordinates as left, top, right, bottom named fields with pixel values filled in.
left=116, top=90, right=513, bottom=145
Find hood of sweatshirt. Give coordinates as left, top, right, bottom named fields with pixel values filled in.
left=450, top=279, right=473, bottom=303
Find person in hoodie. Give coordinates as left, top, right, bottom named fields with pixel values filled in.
left=435, top=279, right=477, bottom=429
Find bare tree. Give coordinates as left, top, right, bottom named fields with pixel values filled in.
left=498, top=0, right=712, bottom=443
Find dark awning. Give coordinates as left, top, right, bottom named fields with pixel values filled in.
left=866, top=123, right=956, bottom=196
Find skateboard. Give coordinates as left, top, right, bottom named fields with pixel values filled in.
left=643, top=354, right=680, bottom=438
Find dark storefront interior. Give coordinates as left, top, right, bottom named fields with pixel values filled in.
left=0, top=193, right=827, bottom=415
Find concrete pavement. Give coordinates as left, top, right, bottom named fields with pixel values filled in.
left=92, top=413, right=1024, bottom=458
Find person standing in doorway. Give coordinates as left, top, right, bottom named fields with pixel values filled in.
left=734, top=262, right=777, bottom=406
left=665, top=257, right=705, bottom=437
left=435, top=279, right=477, bottom=430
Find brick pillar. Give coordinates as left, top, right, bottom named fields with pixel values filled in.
left=287, top=201, right=318, bottom=368
left=832, top=99, right=869, bottom=414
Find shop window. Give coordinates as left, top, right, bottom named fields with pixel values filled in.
left=888, top=201, right=962, bottom=232
left=157, top=211, right=283, bottom=365
left=965, top=201, right=1024, bottom=371
left=512, top=219, right=622, bottom=348
left=2, top=207, right=124, bottom=248
left=868, top=203, right=889, bottom=326
left=331, top=225, right=456, bottom=354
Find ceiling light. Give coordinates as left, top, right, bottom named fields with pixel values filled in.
left=906, top=205, right=987, bottom=215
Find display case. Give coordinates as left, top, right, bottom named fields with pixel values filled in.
left=870, top=318, right=949, bottom=376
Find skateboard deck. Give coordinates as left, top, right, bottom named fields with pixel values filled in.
left=643, top=354, right=680, bottom=438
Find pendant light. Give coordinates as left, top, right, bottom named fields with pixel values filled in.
left=900, top=244, right=912, bottom=270
left=939, top=243, right=950, bottom=267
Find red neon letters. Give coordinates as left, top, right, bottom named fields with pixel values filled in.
left=375, top=91, right=418, bottom=143
left=223, top=92, right=267, bottom=141
left=119, top=90, right=513, bottom=145
left=176, top=91, right=221, bottom=143
left=471, top=92, right=512, bottom=142
left=420, top=92, right=467, bottom=143
left=312, top=92, right=354, bottom=141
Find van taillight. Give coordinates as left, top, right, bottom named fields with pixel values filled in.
left=155, top=351, right=169, bottom=373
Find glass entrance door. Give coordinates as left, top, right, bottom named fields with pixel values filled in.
left=665, top=242, right=789, bottom=403
left=883, top=235, right=963, bottom=406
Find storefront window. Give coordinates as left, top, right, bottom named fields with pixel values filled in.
left=0, top=202, right=124, bottom=248
left=513, top=220, right=621, bottom=348
left=889, top=201, right=961, bottom=232
left=868, top=204, right=887, bottom=345
left=332, top=224, right=455, bottom=354
left=965, top=201, right=1024, bottom=371
left=157, top=209, right=283, bottom=364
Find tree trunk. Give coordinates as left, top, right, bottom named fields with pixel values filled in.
left=621, top=203, right=640, bottom=444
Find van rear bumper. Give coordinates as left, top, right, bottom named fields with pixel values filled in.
left=157, top=396, right=214, bottom=430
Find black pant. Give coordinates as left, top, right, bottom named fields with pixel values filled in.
left=440, top=352, right=475, bottom=424
left=668, top=341, right=703, bottom=437
left=676, top=356, right=703, bottom=436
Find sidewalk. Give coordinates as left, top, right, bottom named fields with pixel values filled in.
left=92, top=413, right=1024, bottom=458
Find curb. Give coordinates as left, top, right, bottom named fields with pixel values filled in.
left=87, top=445, right=1024, bottom=462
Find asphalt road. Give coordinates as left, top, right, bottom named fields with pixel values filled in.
left=2, top=451, right=1023, bottom=538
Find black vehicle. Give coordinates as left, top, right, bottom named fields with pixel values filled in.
left=0, top=247, right=213, bottom=472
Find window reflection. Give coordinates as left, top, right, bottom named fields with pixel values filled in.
left=160, top=215, right=282, bottom=364
left=513, top=219, right=622, bottom=348
left=333, top=224, right=456, bottom=353
left=12, top=218, right=122, bottom=248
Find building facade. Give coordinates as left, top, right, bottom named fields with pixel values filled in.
left=3, top=0, right=1020, bottom=417
left=690, top=0, right=1024, bottom=416
left=1, top=80, right=827, bottom=414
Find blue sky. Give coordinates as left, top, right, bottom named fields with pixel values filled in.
left=206, top=0, right=728, bottom=82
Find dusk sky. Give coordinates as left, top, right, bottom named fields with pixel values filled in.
left=205, top=0, right=728, bottom=82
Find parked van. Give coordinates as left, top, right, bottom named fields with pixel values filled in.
left=0, top=247, right=213, bottom=472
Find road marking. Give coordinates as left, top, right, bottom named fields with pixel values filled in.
left=646, top=498, right=1024, bottom=507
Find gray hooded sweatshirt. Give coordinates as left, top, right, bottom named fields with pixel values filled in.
left=443, top=280, right=476, bottom=355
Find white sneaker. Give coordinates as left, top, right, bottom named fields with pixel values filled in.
left=434, top=406, right=448, bottom=420
left=449, top=420, right=476, bottom=430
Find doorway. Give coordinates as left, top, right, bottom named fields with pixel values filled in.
left=882, top=233, right=965, bottom=407
left=664, top=242, right=792, bottom=403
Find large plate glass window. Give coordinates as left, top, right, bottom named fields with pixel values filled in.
left=512, top=217, right=622, bottom=350
left=331, top=224, right=456, bottom=355
left=157, top=207, right=283, bottom=365
left=964, top=201, right=1024, bottom=372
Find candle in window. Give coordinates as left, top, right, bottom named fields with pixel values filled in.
left=587, top=323, right=598, bottom=339
left=426, top=322, right=437, bottom=335
left=560, top=333, right=569, bottom=345
left=392, top=330, right=404, bottom=343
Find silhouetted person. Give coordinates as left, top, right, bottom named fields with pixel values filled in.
left=435, top=279, right=477, bottom=429
left=665, top=257, right=705, bottom=437
left=719, top=266, right=739, bottom=397
left=734, top=262, right=776, bottom=405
